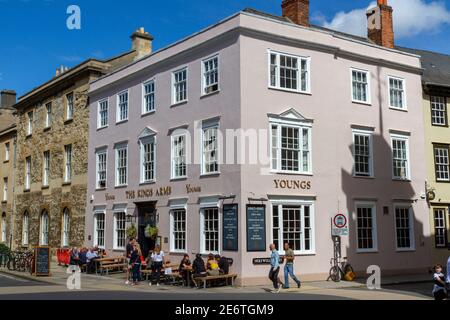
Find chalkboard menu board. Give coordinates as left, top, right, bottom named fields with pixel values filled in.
left=246, top=205, right=266, bottom=252
left=223, top=204, right=239, bottom=251
left=34, top=247, right=50, bottom=277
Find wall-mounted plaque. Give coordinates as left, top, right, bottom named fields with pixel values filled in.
left=223, top=204, right=238, bottom=251
left=246, top=205, right=266, bottom=252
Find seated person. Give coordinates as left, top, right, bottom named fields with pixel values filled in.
left=206, top=253, right=220, bottom=276
left=69, top=247, right=80, bottom=266
left=192, top=254, right=207, bottom=287
left=179, top=254, right=192, bottom=285
left=215, top=254, right=230, bottom=275
left=79, top=248, right=88, bottom=269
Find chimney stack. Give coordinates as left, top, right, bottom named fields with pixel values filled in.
left=0, top=90, right=17, bottom=109
left=282, top=0, right=310, bottom=27
left=367, top=0, right=394, bottom=48
left=131, top=27, right=154, bottom=61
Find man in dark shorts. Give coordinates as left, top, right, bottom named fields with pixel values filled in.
left=125, top=238, right=136, bottom=285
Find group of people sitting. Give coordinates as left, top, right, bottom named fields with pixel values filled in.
left=126, top=237, right=230, bottom=288
left=69, top=246, right=107, bottom=274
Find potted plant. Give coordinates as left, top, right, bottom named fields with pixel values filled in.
left=126, top=224, right=137, bottom=239
left=144, top=225, right=158, bottom=239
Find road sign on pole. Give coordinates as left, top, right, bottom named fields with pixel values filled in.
left=331, top=212, right=349, bottom=236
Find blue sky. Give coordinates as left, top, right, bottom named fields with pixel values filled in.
left=1, top=0, right=450, bottom=97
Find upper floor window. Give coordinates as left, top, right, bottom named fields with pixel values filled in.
left=143, top=80, right=155, bottom=114
left=96, top=150, right=107, bottom=189
left=140, top=137, right=156, bottom=184
left=115, top=145, right=128, bottom=186
left=64, top=145, right=72, bottom=183
left=45, top=102, right=52, bottom=128
left=269, top=51, right=310, bottom=93
left=172, top=68, right=188, bottom=104
left=117, top=91, right=129, bottom=123
left=27, top=111, right=33, bottom=136
left=389, top=77, right=406, bottom=110
left=98, top=99, right=109, bottom=129
left=4, top=142, right=10, bottom=162
left=3, top=178, right=8, bottom=202
left=431, top=96, right=447, bottom=126
left=353, top=130, right=373, bottom=177
left=351, top=69, right=370, bottom=104
left=202, top=124, right=219, bottom=175
left=25, top=156, right=31, bottom=190
left=66, top=93, right=74, bottom=121
left=202, top=56, right=219, bottom=95
left=171, top=133, right=187, bottom=179
left=434, top=144, right=450, bottom=182
left=391, top=134, right=410, bottom=180
left=43, top=151, right=50, bottom=187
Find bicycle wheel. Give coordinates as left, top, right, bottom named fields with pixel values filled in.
left=329, top=266, right=342, bottom=282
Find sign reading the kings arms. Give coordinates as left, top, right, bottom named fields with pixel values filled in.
left=126, top=186, right=172, bottom=200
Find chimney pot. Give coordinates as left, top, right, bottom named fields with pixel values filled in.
left=0, top=90, right=17, bottom=109
left=367, top=0, right=394, bottom=48
left=282, top=0, right=310, bottom=27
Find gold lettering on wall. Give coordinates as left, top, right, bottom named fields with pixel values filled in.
left=186, top=184, right=201, bottom=194
left=274, top=179, right=311, bottom=190
left=125, top=186, right=172, bottom=200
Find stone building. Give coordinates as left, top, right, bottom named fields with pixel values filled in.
left=12, top=29, right=152, bottom=251
left=0, top=90, right=17, bottom=248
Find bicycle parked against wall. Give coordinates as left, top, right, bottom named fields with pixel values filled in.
left=328, top=236, right=355, bottom=282
left=6, top=250, right=34, bottom=273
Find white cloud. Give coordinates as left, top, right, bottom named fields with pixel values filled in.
left=321, top=0, right=450, bottom=38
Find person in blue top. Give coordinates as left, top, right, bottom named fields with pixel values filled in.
left=269, top=243, right=281, bottom=293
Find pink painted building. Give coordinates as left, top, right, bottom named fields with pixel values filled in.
left=86, top=1, right=432, bottom=285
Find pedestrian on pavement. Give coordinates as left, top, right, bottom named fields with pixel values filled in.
left=432, top=264, right=447, bottom=300
left=446, top=256, right=450, bottom=290
left=282, top=243, right=301, bottom=289
left=130, top=244, right=142, bottom=286
left=150, top=245, right=165, bottom=287
left=125, top=237, right=136, bottom=285
left=269, top=243, right=281, bottom=293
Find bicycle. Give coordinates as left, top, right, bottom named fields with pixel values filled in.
left=328, top=256, right=354, bottom=282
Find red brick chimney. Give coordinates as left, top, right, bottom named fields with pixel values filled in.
left=282, top=0, right=310, bottom=27
left=367, top=0, right=394, bottom=48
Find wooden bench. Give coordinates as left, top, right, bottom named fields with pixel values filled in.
left=96, top=257, right=127, bottom=275
left=193, top=273, right=238, bottom=289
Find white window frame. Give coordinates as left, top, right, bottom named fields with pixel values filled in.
left=351, top=68, right=371, bottom=105
left=1, top=214, right=6, bottom=243
left=5, top=142, right=10, bottom=162
left=64, top=144, right=72, bottom=183
left=115, top=145, right=128, bottom=187
left=27, top=111, right=33, bottom=136
left=142, top=79, right=156, bottom=115
left=140, top=136, right=156, bottom=184
left=431, top=96, right=447, bottom=126
left=97, top=99, right=109, bottom=129
left=268, top=50, right=311, bottom=94
left=66, top=92, right=74, bottom=120
left=200, top=205, right=221, bottom=255
left=116, top=90, right=129, bottom=123
left=170, top=208, right=187, bottom=253
left=270, top=119, right=312, bottom=175
left=202, top=54, right=220, bottom=95
left=113, top=211, right=126, bottom=250
left=434, top=145, right=450, bottom=182
left=433, top=208, right=448, bottom=248
left=391, top=134, right=411, bottom=181
left=352, top=129, right=374, bottom=177
left=394, top=204, right=416, bottom=251
left=25, top=156, right=31, bottom=190
left=388, top=76, right=407, bottom=110
left=171, top=133, right=187, bottom=179
left=22, top=212, right=29, bottom=246
left=45, top=102, right=52, bottom=128
left=355, top=202, right=378, bottom=253
left=93, top=211, right=105, bottom=249
left=43, top=151, right=50, bottom=187
left=270, top=199, right=316, bottom=256
left=61, top=208, right=70, bottom=248
left=172, top=67, right=188, bottom=105
left=201, top=123, right=219, bottom=175
left=2, top=178, right=7, bottom=202
left=40, top=210, right=49, bottom=246
left=95, top=149, right=107, bottom=189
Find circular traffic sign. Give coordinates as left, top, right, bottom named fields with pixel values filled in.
left=333, top=214, right=347, bottom=229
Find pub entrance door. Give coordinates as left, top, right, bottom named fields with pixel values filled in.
left=136, top=202, right=157, bottom=258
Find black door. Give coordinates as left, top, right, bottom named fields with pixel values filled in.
left=137, top=203, right=157, bottom=258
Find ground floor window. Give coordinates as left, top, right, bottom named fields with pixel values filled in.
left=201, top=207, right=219, bottom=254
left=22, top=212, right=29, bottom=246
left=355, top=203, right=377, bottom=252
left=272, top=202, right=314, bottom=254
left=434, top=208, right=448, bottom=248
left=395, top=206, right=415, bottom=250
left=62, top=208, right=70, bottom=247
left=1, top=213, right=6, bottom=243
left=170, top=209, right=186, bottom=252
left=114, top=211, right=126, bottom=250
left=94, top=212, right=105, bottom=248
left=40, top=210, right=49, bottom=246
